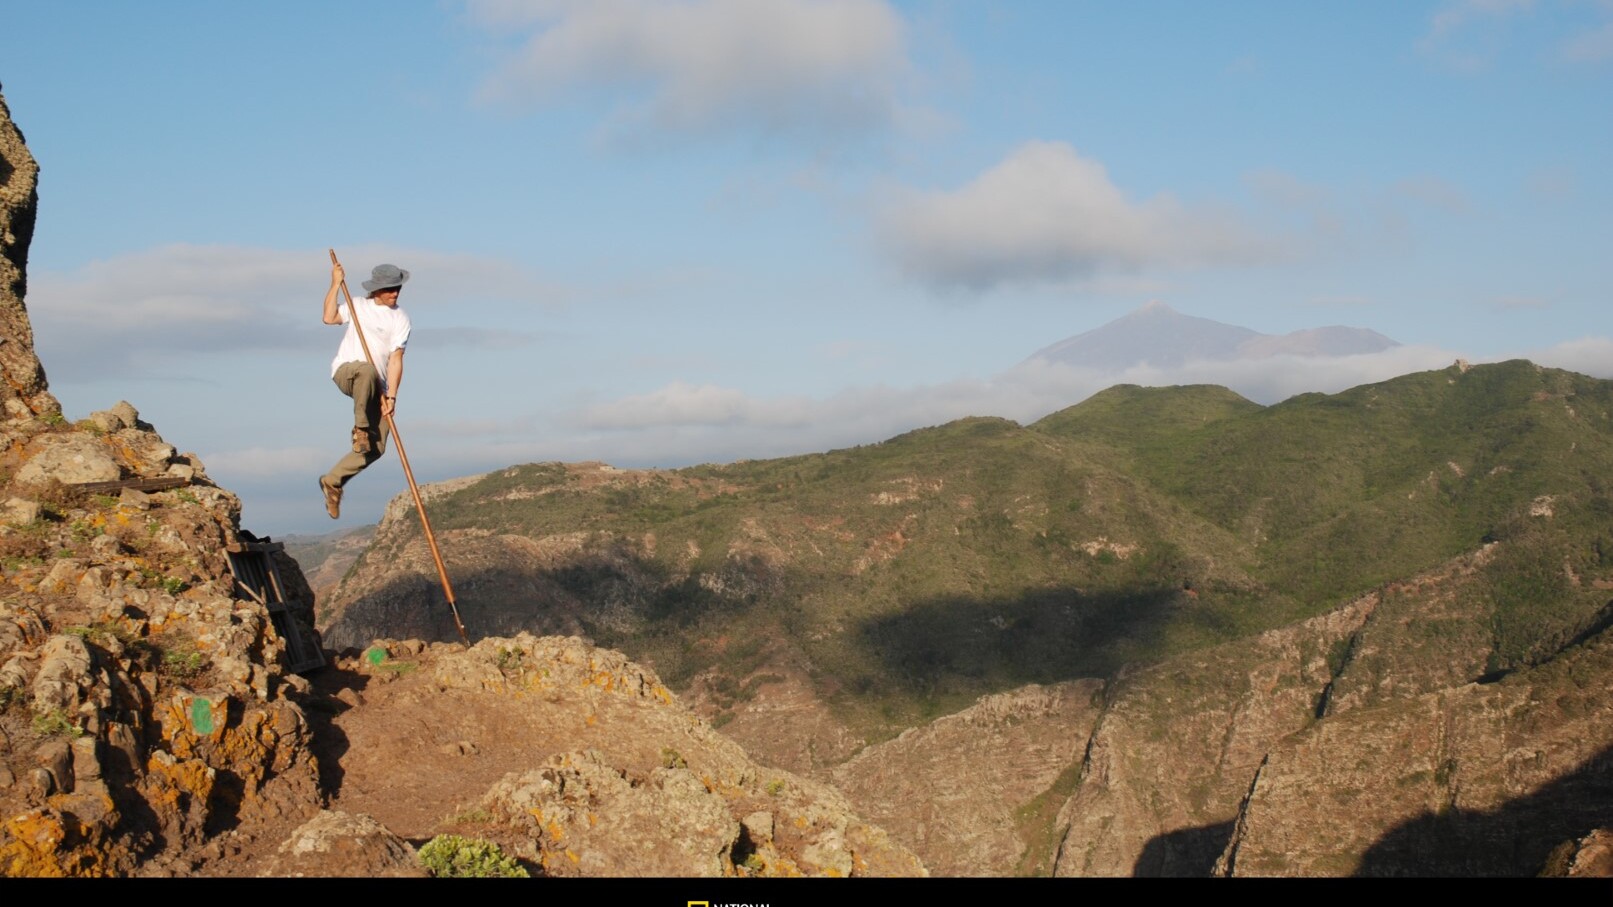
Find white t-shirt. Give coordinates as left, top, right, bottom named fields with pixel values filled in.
left=330, top=297, right=412, bottom=388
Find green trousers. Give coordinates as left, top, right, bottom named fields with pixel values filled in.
left=323, top=360, right=390, bottom=489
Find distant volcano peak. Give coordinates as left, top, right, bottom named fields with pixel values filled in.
left=1025, top=302, right=1398, bottom=372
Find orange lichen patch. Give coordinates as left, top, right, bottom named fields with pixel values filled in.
left=0, top=808, right=117, bottom=878
left=142, top=753, right=216, bottom=813
left=0, top=809, right=68, bottom=877
left=546, top=820, right=565, bottom=841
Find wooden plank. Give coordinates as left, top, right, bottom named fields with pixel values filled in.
left=70, top=476, right=191, bottom=494
left=226, top=540, right=285, bottom=554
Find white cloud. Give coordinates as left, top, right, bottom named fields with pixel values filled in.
left=467, top=0, right=911, bottom=141
left=28, top=244, right=564, bottom=381
left=577, top=381, right=816, bottom=428
left=1525, top=336, right=1613, bottom=377
left=1391, top=176, right=1471, bottom=214
left=1419, top=0, right=1544, bottom=71
left=1429, top=0, right=1536, bottom=39
left=1563, top=21, right=1613, bottom=61
left=203, top=445, right=330, bottom=480
left=877, top=142, right=1272, bottom=291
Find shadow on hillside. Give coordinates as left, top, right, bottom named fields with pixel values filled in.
left=320, top=553, right=767, bottom=653
left=1352, top=741, right=1613, bottom=877
left=300, top=661, right=372, bottom=797
left=854, top=585, right=1191, bottom=694
left=1133, top=821, right=1236, bottom=877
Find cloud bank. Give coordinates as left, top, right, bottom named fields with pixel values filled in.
left=468, top=0, right=910, bottom=140
left=28, top=244, right=561, bottom=382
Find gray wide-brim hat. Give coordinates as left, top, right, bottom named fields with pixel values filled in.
left=362, top=264, right=410, bottom=294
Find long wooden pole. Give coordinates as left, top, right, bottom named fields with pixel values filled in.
left=330, top=249, right=469, bottom=645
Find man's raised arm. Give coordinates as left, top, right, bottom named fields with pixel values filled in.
left=322, top=262, right=345, bottom=325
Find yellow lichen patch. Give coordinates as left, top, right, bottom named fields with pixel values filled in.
left=0, top=810, right=68, bottom=877
left=141, top=753, right=215, bottom=815
left=546, top=820, right=565, bottom=841
left=0, top=809, right=116, bottom=878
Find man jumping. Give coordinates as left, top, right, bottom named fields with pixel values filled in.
left=318, top=261, right=412, bottom=519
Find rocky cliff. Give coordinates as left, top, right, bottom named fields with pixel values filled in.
left=0, top=86, right=57, bottom=425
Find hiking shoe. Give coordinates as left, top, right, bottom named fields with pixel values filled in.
left=320, top=477, right=342, bottom=520
left=352, top=426, right=374, bottom=455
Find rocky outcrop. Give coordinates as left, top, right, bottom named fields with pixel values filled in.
left=0, top=87, right=58, bottom=424
left=0, top=406, right=324, bottom=876
left=251, top=810, right=426, bottom=878
left=833, top=680, right=1103, bottom=876
left=1213, top=627, right=1613, bottom=877
left=303, top=633, right=927, bottom=878
left=1052, top=594, right=1379, bottom=877
left=1050, top=536, right=1613, bottom=879
left=1543, top=829, right=1613, bottom=878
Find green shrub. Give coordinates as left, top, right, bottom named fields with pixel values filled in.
left=417, top=834, right=529, bottom=878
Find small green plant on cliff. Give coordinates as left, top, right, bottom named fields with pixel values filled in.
left=137, top=567, right=187, bottom=595
left=417, top=834, right=529, bottom=878
left=495, top=646, right=525, bottom=674
left=32, top=708, right=83, bottom=738
left=660, top=747, right=687, bottom=769
left=153, top=632, right=207, bottom=681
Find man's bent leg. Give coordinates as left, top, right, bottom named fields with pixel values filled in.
left=322, top=395, right=390, bottom=489
left=334, top=361, right=384, bottom=454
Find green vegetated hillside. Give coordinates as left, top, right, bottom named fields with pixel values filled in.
left=340, top=360, right=1613, bottom=742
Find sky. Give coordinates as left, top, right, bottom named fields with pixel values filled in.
left=2, top=0, right=1610, bottom=536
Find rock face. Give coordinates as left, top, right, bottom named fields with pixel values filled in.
left=1214, top=629, right=1613, bottom=877
left=1050, top=543, right=1613, bottom=878
left=0, top=88, right=58, bottom=424
left=832, top=680, right=1104, bottom=876
left=1053, top=594, right=1379, bottom=877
